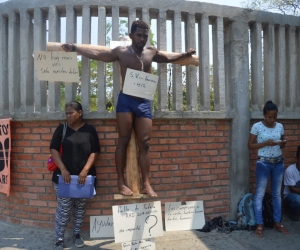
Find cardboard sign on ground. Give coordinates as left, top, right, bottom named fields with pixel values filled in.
left=90, top=215, right=114, bottom=238
left=122, top=238, right=155, bottom=250
left=112, top=201, right=163, bottom=243
left=165, top=201, right=205, bottom=231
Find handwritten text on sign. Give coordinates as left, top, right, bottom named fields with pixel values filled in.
left=112, top=201, right=163, bottom=243
left=123, top=68, right=159, bottom=100
left=165, top=201, right=205, bottom=231
left=90, top=216, right=114, bottom=238
left=34, top=51, right=79, bottom=82
left=122, top=238, right=155, bottom=250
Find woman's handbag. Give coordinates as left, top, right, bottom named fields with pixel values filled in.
left=57, top=175, right=95, bottom=198
left=47, top=123, right=67, bottom=171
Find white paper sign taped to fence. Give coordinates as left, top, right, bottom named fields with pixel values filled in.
left=112, top=201, right=163, bottom=243
left=123, top=68, right=159, bottom=100
left=34, top=51, right=79, bottom=82
left=90, top=215, right=114, bottom=238
left=165, top=201, right=205, bottom=231
left=122, top=238, right=155, bottom=250
left=110, top=40, right=132, bottom=49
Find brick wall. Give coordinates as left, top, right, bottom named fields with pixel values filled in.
left=249, top=119, right=300, bottom=194
left=0, top=119, right=230, bottom=229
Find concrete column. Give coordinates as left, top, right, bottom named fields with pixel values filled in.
left=212, top=16, right=225, bottom=111
left=34, top=7, right=47, bottom=113
left=112, top=6, right=120, bottom=108
left=185, top=13, right=197, bottom=111
left=97, top=6, right=106, bottom=112
left=81, top=5, right=91, bottom=112
left=263, top=24, right=275, bottom=104
left=250, top=22, right=263, bottom=112
left=285, top=26, right=296, bottom=111
left=157, top=9, right=168, bottom=111
left=199, top=14, right=210, bottom=111
left=142, top=8, right=150, bottom=47
left=20, top=10, right=34, bottom=113
left=128, top=8, right=136, bottom=34
left=227, top=17, right=250, bottom=220
left=65, top=5, right=77, bottom=104
left=0, top=15, right=9, bottom=115
left=48, top=5, right=61, bottom=112
left=8, top=11, right=20, bottom=114
left=296, top=29, right=300, bottom=112
left=172, top=11, right=182, bottom=111
left=275, top=25, right=285, bottom=112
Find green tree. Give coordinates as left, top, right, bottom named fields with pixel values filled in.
left=242, top=0, right=300, bottom=15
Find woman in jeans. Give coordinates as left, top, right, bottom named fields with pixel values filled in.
left=248, top=100, right=289, bottom=237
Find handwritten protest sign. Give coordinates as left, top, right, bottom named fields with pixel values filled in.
left=110, top=40, right=132, bottom=49
left=123, top=69, right=159, bottom=100
left=34, top=51, right=79, bottom=82
left=90, top=215, right=114, bottom=238
left=112, top=201, right=163, bottom=243
left=122, top=238, right=155, bottom=250
left=165, top=201, right=205, bottom=231
left=0, top=119, right=11, bottom=196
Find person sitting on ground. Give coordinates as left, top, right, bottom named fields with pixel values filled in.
left=62, top=20, right=196, bottom=197
left=248, top=100, right=289, bottom=237
left=283, top=145, right=300, bottom=221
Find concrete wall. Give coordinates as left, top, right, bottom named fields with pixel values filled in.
left=0, top=0, right=300, bottom=225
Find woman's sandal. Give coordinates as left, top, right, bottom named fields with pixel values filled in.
left=254, top=225, right=263, bottom=238
left=274, top=224, right=289, bottom=235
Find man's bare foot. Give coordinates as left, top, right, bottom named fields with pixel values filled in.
left=118, top=183, right=133, bottom=196
left=141, top=184, right=157, bottom=197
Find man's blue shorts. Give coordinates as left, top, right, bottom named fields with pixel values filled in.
left=116, top=92, right=152, bottom=119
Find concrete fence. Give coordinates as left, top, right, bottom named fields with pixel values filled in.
left=0, top=0, right=300, bottom=225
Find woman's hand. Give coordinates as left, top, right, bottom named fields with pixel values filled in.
left=61, top=169, right=71, bottom=184
left=264, top=140, right=278, bottom=147
left=78, top=170, right=88, bottom=185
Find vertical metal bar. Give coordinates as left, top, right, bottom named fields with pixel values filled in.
left=250, top=22, right=263, bottom=112
left=97, top=6, right=106, bottom=112
left=81, top=5, right=91, bottom=111
left=186, top=13, right=197, bottom=111
left=157, top=9, right=168, bottom=111
left=0, top=15, right=9, bottom=115
left=275, top=25, right=285, bottom=112
left=48, top=5, right=61, bottom=111
left=172, top=12, right=182, bottom=111
left=263, top=24, right=275, bottom=104
left=8, top=11, right=21, bottom=113
left=65, top=5, right=77, bottom=104
left=199, top=14, right=210, bottom=111
left=34, top=7, right=47, bottom=113
left=212, top=16, right=225, bottom=111
left=112, top=6, right=120, bottom=108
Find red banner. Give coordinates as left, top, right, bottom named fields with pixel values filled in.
left=0, top=119, right=11, bottom=196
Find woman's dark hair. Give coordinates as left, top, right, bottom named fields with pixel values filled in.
left=296, top=145, right=300, bottom=158
left=130, top=20, right=149, bottom=34
left=263, top=100, right=278, bottom=114
left=65, top=101, right=82, bottom=113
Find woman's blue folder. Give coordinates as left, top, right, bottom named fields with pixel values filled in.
left=57, top=175, right=95, bottom=198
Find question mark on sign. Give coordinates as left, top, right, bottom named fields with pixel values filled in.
left=145, top=215, right=158, bottom=236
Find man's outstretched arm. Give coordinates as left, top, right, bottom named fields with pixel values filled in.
left=61, top=43, right=118, bottom=62
left=153, top=48, right=196, bottom=63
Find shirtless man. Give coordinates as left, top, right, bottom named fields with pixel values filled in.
left=62, top=20, right=196, bottom=197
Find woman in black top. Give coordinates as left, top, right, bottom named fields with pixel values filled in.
left=50, top=101, right=100, bottom=249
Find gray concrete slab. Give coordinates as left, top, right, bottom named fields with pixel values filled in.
left=0, top=214, right=299, bottom=250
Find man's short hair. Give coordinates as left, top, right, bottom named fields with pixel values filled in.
left=131, top=20, right=149, bottom=34
left=296, top=145, right=300, bottom=158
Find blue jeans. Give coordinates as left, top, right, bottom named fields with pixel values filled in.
left=254, top=158, right=284, bottom=224
left=284, top=193, right=300, bottom=214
